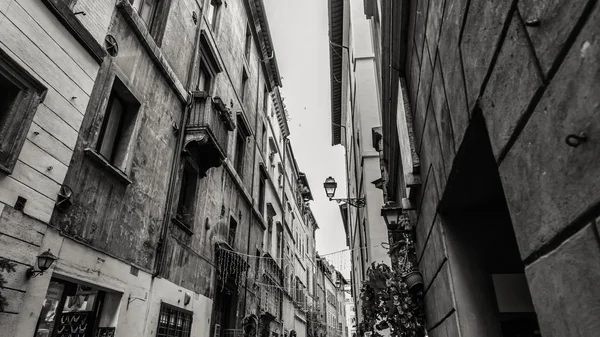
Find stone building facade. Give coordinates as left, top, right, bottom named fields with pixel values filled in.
left=314, top=257, right=347, bottom=337
left=0, top=0, right=328, bottom=337
left=326, top=0, right=390, bottom=326
left=356, top=0, right=599, bottom=337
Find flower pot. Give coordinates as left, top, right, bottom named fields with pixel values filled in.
left=403, top=270, right=424, bottom=292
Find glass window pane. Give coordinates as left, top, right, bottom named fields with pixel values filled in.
left=98, top=96, right=124, bottom=161
left=33, top=281, right=64, bottom=337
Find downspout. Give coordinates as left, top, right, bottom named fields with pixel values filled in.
left=242, top=51, right=262, bottom=318
left=153, top=8, right=204, bottom=277
left=282, top=136, right=289, bottom=337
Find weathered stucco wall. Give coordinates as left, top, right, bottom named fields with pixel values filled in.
left=404, top=0, right=600, bottom=336
left=50, top=5, right=183, bottom=269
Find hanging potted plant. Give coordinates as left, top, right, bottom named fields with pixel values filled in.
left=390, top=232, right=423, bottom=293
left=359, top=262, right=426, bottom=337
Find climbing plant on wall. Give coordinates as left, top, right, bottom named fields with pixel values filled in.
left=0, top=257, right=16, bottom=311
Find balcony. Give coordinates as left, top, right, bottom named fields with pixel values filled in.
left=185, top=94, right=235, bottom=177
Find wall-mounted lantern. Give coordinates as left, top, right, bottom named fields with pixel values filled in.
left=323, top=176, right=337, bottom=199
left=380, top=201, right=403, bottom=230
left=323, top=176, right=365, bottom=208
left=26, top=249, right=57, bottom=279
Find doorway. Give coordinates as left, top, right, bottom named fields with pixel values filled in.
left=32, top=277, right=120, bottom=337
left=439, top=111, right=541, bottom=337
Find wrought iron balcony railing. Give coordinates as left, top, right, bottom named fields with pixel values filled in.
left=184, top=94, right=235, bottom=175
left=222, top=329, right=244, bottom=337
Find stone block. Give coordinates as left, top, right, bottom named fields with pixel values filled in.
left=461, top=0, right=513, bottom=111
left=418, top=216, right=447, bottom=290
left=525, top=224, right=600, bottom=337
left=0, top=313, right=17, bottom=337
left=480, top=11, right=543, bottom=160
left=414, top=45, right=434, bottom=153
left=414, top=0, right=431, bottom=62
left=438, top=0, right=469, bottom=149
left=424, top=262, right=454, bottom=329
left=409, top=43, right=421, bottom=110
left=430, top=54, right=456, bottom=175
left=519, top=0, right=593, bottom=75
left=421, top=99, right=447, bottom=194
left=415, top=166, right=439, bottom=260
left=428, top=311, right=460, bottom=337
left=406, top=0, right=418, bottom=76
left=499, top=5, right=600, bottom=257
left=425, top=0, right=445, bottom=56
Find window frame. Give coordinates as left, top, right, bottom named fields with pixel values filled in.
left=206, top=0, right=222, bottom=32
left=234, top=131, right=246, bottom=176
left=0, top=49, right=47, bottom=174
left=258, top=172, right=266, bottom=216
left=228, top=216, right=237, bottom=247
left=241, top=68, right=249, bottom=103
left=129, top=0, right=173, bottom=46
left=94, top=77, right=141, bottom=173
left=174, top=156, right=200, bottom=233
left=244, top=23, right=252, bottom=62
left=156, top=302, right=193, bottom=337
left=84, top=65, right=142, bottom=184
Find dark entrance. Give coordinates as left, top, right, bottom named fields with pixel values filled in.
left=439, top=111, right=541, bottom=337
left=32, top=278, right=107, bottom=337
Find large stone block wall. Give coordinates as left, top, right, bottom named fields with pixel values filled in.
left=405, top=0, right=600, bottom=336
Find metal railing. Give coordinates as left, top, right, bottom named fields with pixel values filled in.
left=186, top=99, right=231, bottom=158
left=222, top=329, right=244, bottom=337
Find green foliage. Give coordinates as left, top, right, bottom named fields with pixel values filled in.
left=0, top=257, right=17, bottom=311
left=358, top=261, right=425, bottom=337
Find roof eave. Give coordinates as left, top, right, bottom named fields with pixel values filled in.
left=328, top=0, right=344, bottom=146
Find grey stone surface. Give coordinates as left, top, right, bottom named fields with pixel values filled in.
left=410, top=43, right=421, bottom=113
left=519, top=0, right=593, bottom=75
left=499, top=4, right=600, bottom=258
left=425, top=0, right=445, bottom=56
left=428, top=311, right=460, bottom=337
left=414, top=44, right=434, bottom=153
left=416, top=166, right=439, bottom=261
left=414, top=0, right=431, bottom=62
left=421, top=98, right=447, bottom=195
left=418, top=216, right=447, bottom=291
left=431, top=53, right=456, bottom=175
left=424, top=262, right=454, bottom=330
left=461, top=0, right=513, bottom=112
left=525, top=224, right=600, bottom=337
left=480, top=11, right=543, bottom=160
left=438, top=0, right=469, bottom=149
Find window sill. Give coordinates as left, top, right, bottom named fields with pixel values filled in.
left=84, top=148, right=132, bottom=185
left=172, top=217, right=193, bottom=235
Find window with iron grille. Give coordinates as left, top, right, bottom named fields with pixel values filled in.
left=156, top=302, right=193, bottom=337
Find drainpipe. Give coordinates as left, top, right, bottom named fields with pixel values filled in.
left=282, top=136, right=289, bottom=337
left=153, top=8, right=204, bottom=277
left=242, top=53, right=263, bottom=320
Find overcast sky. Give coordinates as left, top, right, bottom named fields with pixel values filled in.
left=263, top=0, right=348, bottom=257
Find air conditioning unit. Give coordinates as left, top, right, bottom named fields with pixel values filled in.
left=214, top=324, right=221, bottom=337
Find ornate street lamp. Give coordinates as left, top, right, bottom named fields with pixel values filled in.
left=26, top=249, right=57, bottom=278
left=323, top=176, right=365, bottom=208
left=380, top=201, right=403, bottom=230
left=323, top=176, right=337, bottom=199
